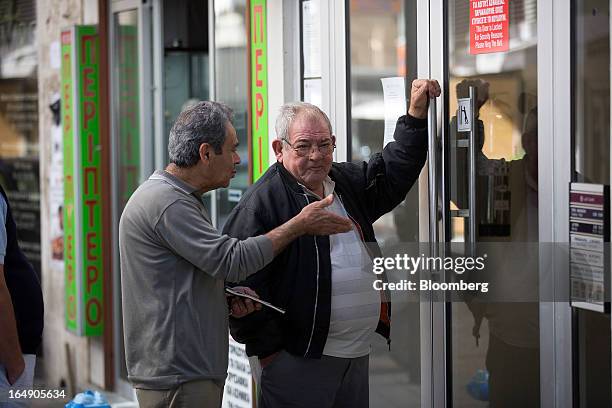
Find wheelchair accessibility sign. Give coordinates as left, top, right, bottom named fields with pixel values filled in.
left=457, top=98, right=472, bottom=132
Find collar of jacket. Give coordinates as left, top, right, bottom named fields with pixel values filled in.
left=273, top=161, right=347, bottom=198
left=274, top=162, right=325, bottom=199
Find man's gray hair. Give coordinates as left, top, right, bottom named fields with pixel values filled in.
left=168, top=101, right=233, bottom=167
left=275, top=102, right=332, bottom=142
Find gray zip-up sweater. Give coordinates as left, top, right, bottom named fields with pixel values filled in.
left=119, top=170, right=273, bottom=389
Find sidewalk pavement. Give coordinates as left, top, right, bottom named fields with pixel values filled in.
left=31, top=357, right=138, bottom=408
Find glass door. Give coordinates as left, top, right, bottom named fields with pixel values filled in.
left=424, top=0, right=540, bottom=406
left=447, top=2, right=539, bottom=406
left=345, top=1, right=421, bottom=406
left=110, top=0, right=155, bottom=398
left=212, top=0, right=249, bottom=229
left=573, top=0, right=611, bottom=405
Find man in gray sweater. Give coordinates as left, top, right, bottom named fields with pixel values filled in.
left=119, top=101, right=351, bottom=408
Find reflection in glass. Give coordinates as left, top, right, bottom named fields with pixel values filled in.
left=0, top=1, right=40, bottom=277
left=573, top=1, right=611, bottom=406
left=164, top=53, right=209, bottom=140
left=163, top=0, right=210, bottom=150
left=574, top=0, right=610, bottom=184
left=448, top=1, right=539, bottom=406
left=0, top=79, right=40, bottom=276
left=214, top=0, right=248, bottom=229
left=113, top=8, right=140, bottom=382
left=115, top=11, right=141, bottom=209
left=349, top=1, right=421, bottom=406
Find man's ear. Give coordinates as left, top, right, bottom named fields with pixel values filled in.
left=199, top=143, right=211, bottom=163
left=272, top=139, right=284, bottom=162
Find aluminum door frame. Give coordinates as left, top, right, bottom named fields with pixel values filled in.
left=538, top=0, right=573, bottom=406
left=417, top=0, right=446, bottom=407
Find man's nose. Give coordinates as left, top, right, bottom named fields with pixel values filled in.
left=234, top=153, right=241, bottom=165
left=308, top=146, right=324, bottom=159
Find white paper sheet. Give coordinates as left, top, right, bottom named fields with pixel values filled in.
left=50, top=41, right=61, bottom=70
left=222, top=336, right=254, bottom=408
left=304, top=78, right=322, bottom=108
left=302, top=0, right=321, bottom=78
left=381, top=77, right=407, bottom=147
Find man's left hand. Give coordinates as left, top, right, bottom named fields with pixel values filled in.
left=408, top=79, right=442, bottom=119
left=227, top=286, right=262, bottom=318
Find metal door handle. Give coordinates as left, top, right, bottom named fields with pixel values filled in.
left=428, top=97, right=438, bottom=246
left=468, top=86, right=478, bottom=247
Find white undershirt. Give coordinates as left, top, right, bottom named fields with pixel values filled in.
left=304, top=178, right=380, bottom=358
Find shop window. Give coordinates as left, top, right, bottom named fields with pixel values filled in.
left=0, top=0, right=41, bottom=278
left=347, top=1, right=421, bottom=406
left=214, top=0, right=249, bottom=229
left=163, top=0, right=210, bottom=142
left=348, top=0, right=419, bottom=245
left=573, top=1, right=612, bottom=406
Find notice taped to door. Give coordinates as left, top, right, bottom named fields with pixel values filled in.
left=470, top=0, right=509, bottom=55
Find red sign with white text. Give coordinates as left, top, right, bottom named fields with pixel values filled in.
left=470, top=0, right=509, bottom=55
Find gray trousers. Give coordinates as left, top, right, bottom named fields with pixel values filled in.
left=260, top=351, right=369, bottom=408
left=136, top=379, right=224, bottom=408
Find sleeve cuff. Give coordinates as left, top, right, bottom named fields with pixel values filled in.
left=392, top=115, right=428, bottom=147
left=404, top=114, right=427, bottom=129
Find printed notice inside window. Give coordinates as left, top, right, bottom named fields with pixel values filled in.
left=469, top=0, right=510, bottom=55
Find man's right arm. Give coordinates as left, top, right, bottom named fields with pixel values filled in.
left=222, top=200, right=287, bottom=359
left=0, top=265, right=24, bottom=385
left=154, top=194, right=350, bottom=283
left=265, top=194, right=349, bottom=255
left=0, top=196, right=24, bottom=385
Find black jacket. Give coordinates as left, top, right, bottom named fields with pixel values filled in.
left=0, top=185, right=44, bottom=354
left=223, top=115, right=427, bottom=359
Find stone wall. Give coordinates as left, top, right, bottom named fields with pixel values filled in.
left=36, top=0, right=91, bottom=393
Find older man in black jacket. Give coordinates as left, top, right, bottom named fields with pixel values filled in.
left=223, top=79, right=440, bottom=408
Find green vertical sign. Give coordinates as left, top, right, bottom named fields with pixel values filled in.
left=250, top=0, right=268, bottom=181
left=61, top=28, right=77, bottom=332
left=76, top=25, right=103, bottom=336
left=61, top=26, right=104, bottom=336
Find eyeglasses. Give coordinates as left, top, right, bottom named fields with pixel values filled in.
left=282, top=138, right=336, bottom=157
